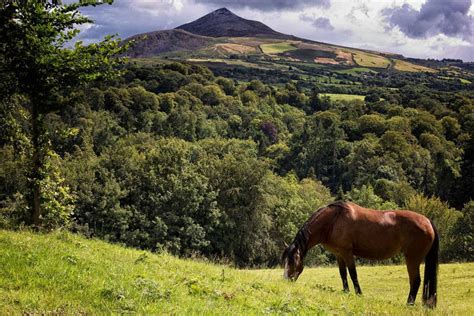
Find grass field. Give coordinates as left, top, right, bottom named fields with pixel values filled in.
left=260, top=42, right=298, bottom=54
left=336, top=67, right=378, bottom=74
left=393, top=59, right=436, bottom=72
left=321, top=93, right=366, bottom=101
left=351, top=51, right=391, bottom=68
left=1, top=230, right=473, bottom=314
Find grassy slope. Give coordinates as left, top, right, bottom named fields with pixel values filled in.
left=321, top=93, right=366, bottom=101
left=393, top=59, right=437, bottom=73
left=1, top=230, right=473, bottom=314
left=351, top=51, right=391, bottom=68
left=260, top=42, right=297, bottom=54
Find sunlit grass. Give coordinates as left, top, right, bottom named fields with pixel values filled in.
left=393, top=59, right=436, bottom=72
left=260, top=42, right=298, bottom=54
left=352, top=51, right=391, bottom=68
left=321, top=93, right=366, bottom=101
left=0, top=230, right=472, bottom=314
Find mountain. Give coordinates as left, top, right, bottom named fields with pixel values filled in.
left=176, top=8, right=288, bottom=38
left=124, top=8, right=440, bottom=73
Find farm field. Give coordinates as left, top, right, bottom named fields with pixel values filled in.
left=351, top=51, right=391, bottom=68
left=1, top=230, right=472, bottom=314
left=336, top=67, right=378, bottom=74
left=321, top=93, right=366, bottom=101
left=260, top=42, right=298, bottom=54
left=393, top=59, right=436, bottom=72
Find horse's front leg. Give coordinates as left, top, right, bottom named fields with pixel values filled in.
left=337, top=257, right=349, bottom=292
left=343, top=255, right=362, bottom=295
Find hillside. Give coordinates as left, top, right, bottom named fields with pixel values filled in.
left=1, top=230, right=473, bottom=314
left=123, top=29, right=217, bottom=57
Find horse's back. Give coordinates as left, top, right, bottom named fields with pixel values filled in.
left=325, top=201, right=435, bottom=260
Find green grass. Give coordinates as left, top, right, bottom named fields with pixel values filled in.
left=439, top=76, right=472, bottom=84
left=260, top=42, right=298, bottom=54
left=336, top=67, right=378, bottom=74
left=321, top=93, right=366, bottom=101
left=351, top=51, right=391, bottom=68
left=1, top=230, right=473, bottom=314
left=393, top=59, right=436, bottom=73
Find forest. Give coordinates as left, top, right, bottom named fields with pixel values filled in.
left=1, top=1, right=473, bottom=267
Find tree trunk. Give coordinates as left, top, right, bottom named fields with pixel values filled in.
left=31, top=104, right=41, bottom=227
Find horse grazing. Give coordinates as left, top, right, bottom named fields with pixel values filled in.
left=282, top=201, right=439, bottom=308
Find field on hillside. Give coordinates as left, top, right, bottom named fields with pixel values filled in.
left=321, top=93, right=366, bottom=101
left=394, top=59, right=436, bottom=72
left=260, top=42, right=297, bottom=54
left=351, top=51, right=391, bottom=68
left=1, top=230, right=473, bottom=314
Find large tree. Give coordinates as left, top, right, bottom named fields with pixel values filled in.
left=0, top=0, right=127, bottom=227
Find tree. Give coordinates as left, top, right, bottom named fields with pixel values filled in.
left=0, top=0, right=127, bottom=227
left=404, top=194, right=462, bottom=257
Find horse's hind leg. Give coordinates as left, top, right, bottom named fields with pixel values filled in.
left=343, top=255, right=362, bottom=295
left=337, top=257, right=349, bottom=292
left=405, top=257, right=421, bottom=305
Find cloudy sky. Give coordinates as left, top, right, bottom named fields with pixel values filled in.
left=76, top=0, right=474, bottom=61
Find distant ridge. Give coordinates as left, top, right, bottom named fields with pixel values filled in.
left=176, top=8, right=289, bottom=38
left=123, top=29, right=215, bottom=57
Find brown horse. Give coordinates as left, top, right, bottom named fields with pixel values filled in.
left=282, top=201, right=439, bottom=308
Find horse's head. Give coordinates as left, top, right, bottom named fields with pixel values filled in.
left=281, top=243, right=304, bottom=281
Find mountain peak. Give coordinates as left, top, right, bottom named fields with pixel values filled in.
left=212, top=8, right=233, bottom=15
left=176, top=7, right=287, bottom=38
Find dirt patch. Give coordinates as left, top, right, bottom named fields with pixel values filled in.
left=335, top=50, right=354, bottom=65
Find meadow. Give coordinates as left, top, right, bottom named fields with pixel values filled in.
left=260, top=42, right=298, bottom=54
left=351, top=51, right=391, bottom=68
left=393, top=59, right=436, bottom=72
left=321, top=93, right=366, bottom=101
left=1, top=230, right=472, bottom=314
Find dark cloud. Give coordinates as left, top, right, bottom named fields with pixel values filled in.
left=193, top=0, right=331, bottom=11
left=300, top=14, right=334, bottom=30
left=383, top=0, right=474, bottom=40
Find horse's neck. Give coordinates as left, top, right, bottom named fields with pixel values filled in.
left=304, top=208, right=333, bottom=252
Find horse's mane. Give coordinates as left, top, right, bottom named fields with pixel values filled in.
left=292, top=201, right=347, bottom=257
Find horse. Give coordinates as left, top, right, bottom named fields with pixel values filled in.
left=281, top=201, right=439, bottom=308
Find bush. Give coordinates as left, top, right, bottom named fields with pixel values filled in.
left=404, top=194, right=462, bottom=259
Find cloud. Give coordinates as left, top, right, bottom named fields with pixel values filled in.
left=74, top=0, right=202, bottom=43
left=67, top=0, right=474, bottom=61
left=300, top=14, right=334, bottom=30
left=383, top=0, right=474, bottom=41
left=192, top=0, right=330, bottom=11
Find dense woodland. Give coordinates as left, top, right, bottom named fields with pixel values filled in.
left=1, top=1, right=473, bottom=267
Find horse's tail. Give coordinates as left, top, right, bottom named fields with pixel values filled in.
left=423, top=220, right=439, bottom=308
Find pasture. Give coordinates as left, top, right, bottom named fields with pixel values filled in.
left=1, top=230, right=473, bottom=314
left=336, top=67, right=377, bottom=74
left=393, top=59, right=436, bottom=72
left=321, top=93, right=366, bottom=101
left=260, top=42, right=298, bottom=54
left=351, top=51, right=391, bottom=68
